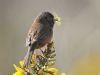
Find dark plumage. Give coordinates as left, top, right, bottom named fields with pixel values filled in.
left=23, top=12, right=56, bottom=68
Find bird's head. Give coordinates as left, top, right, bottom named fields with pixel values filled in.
left=38, top=11, right=61, bottom=28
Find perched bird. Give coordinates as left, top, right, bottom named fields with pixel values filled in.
left=23, top=11, right=61, bottom=68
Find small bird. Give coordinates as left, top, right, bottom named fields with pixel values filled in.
left=23, top=11, right=61, bottom=68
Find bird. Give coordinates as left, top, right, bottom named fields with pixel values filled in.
left=23, top=11, right=61, bottom=68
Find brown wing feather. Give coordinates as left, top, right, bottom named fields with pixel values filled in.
left=26, top=18, right=41, bottom=47
left=26, top=17, right=53, bottom=49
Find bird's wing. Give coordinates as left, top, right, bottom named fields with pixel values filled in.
left=36, top=26, right=53, bottom=43
left=26, top=22, right=40, bottom=47
left=26, top=31, right=36, bottom=47
left=26, top=23, right=52, bottom=47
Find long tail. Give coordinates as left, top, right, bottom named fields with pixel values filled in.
left=23, top=41, right=37, bottom=68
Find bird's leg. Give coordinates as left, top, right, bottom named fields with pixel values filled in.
left=23, top=47, right=33, bottom=68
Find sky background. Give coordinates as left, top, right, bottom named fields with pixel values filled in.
left=0, top=0, right=100, bottom=75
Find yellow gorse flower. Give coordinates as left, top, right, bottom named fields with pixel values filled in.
left=19, top=60, right=24, bottom=67
left=19, top=54, right=36, bottom=68
left=61, top=73, right=66, bottom=75
left=13, top=64, right=25, bottom=75
left=47, top=68, right=58, bottom=75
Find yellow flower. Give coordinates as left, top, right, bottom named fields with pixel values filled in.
left=31, top=54, right=36, bottom=65
left=61, top=73, right=66, bottom=75
left=13, top=64, right=25, bottom=75
left=19, top=60, right=24, bottom=67
left=19, top=54, right=36, bottom=68
left=47, top=68, right=58, bottom=75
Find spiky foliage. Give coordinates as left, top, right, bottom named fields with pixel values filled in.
left=29, top=42, right=57, bottom=75
left=13, top=42, right=58, bottom=75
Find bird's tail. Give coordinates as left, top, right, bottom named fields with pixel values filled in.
left=23, top=41, right=38, bottom=68
left=30, top=41, right=38, bottom=52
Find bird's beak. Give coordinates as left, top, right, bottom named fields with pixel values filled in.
left=53, top=13, right=61, bottom=26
